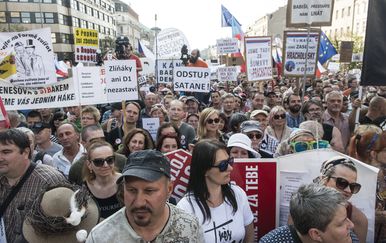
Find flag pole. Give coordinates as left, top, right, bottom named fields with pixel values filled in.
left=301, top=24, right=311, bottom=102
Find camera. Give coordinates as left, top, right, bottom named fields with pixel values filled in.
left=115, top=36, right=130, bottom=60
left=180, top=44, right=190, bottom=66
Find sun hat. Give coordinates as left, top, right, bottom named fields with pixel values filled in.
left=240, top=120, right=263, bottom=134
left=227, top=133, right=257, bottom=155
left=23, top=185, right=99, bottom=243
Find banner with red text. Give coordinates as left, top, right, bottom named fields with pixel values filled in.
left=166, top=149, right=192, bottom=203
left=230, top=159, right=279, bottom=240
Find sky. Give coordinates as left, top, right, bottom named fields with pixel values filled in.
left=126, top=0, right=287, bottom=50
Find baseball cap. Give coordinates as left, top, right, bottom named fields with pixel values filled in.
left=240, top=120, right=263, bottom=134
left=185, top=96, right=200, bottom=104
left=250, top=109, right=268, bottom=118
left=117, top=150, right=170, bottom=184
left=30, top=122, right=51, bottom=133
left=227, top=133, right=257, bottom=155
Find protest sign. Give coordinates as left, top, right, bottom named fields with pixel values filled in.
left=142, top=117, right=160, bottom=141
left=165, top=149, right=192, bottom=203
left=352, top=53, right=363, bottom=62
left=217, top=66, right=239, bottom=82
left=244, top=36, right=273, bottom=82
left=0, top=28, right=56, bottom=86
left=140, top=57, right=155, bottom=75
left=104, top=60, right=138, bottom=102
left=277, top=149, right=378, bottom=243
left=74, top=66, right=107, bottom=105
left=74, top=28, right=98, bottom=63
left=0, top=78, right=79, bottom=110
left=156, top=28, right=190, bottom=59
left=283, top=31, right=320, bottom=77
left=339, top=41, right=354, bottom=63
left=217, top=38, right=239, bottom=54
left=286, top=0, right=334, bottom=27
left=157, top=59, right=183, bottom=84
left=231, top=159, right=279, bottom=240
left=173, top=66, right=210, bottom=93
left=327, top=62, right=340, bottom=72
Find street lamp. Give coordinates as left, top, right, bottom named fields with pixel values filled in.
left=151, top=14, right=161, bottom=87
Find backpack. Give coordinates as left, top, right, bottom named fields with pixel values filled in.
left=34, top=151, right=46, bottom=164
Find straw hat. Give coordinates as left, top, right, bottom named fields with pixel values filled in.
left=23, top=186, right=99, bottom=243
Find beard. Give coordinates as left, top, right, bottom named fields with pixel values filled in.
left=289, top=105, right=301, bottom=113
left=189, top=56, right=198, bottom=63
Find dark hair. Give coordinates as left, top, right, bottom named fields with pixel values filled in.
left=57, top=122, right=81, bottom=134
left=50, top=111, right=67, bottom=134
left=218, top=112, right=229, bottom=133
left=156, top=122, right=180, bottom=141
left=117, top=128, right=154, bottom=157
left=26, top=110, right=42, bottom=120
left=0, top=129, right=31, bottom=158
left=228, top=113, right=248, bottom=133
left=156, top=134, right=181, bottom=152
left=187, top=139, right=237, bottom=223
left=81, top=124, right=104, bottom=143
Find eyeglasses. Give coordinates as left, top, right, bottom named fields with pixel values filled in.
left=207, top=118, right=220, bottom=124
left=329, top=176, right=361, bottom=194
left=211, top=157, right=234, bottom=172
left=290, top=140, right=329, bottom=152
left=247, top=133, right=263, bottom=140
left=273, top=114, right=286, bottom=120
left=91, top=156, right=115, bottom=167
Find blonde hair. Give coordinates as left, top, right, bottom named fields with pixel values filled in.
left=197, top=107, right=220, bottom=140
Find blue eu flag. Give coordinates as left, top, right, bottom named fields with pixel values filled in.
left=319, top=31, right=337, bottom=65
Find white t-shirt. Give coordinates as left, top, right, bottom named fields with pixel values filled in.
left=177, top=184, right=253, bottom=243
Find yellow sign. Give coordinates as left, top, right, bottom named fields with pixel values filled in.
left=0, top=54, right=17, bottom=79
left=74, top=28, right=98, bottom=47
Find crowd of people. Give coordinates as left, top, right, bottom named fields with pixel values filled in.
left=1, top=68, right=386, bottom=242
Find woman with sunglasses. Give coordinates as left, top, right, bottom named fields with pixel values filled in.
left=348, top=126, right=386, bottom=242
left=177, top=140, right=254, bottom=243
left=50, top=111, right=67, bottom=138
left=195, top=107, right=225, bottom=143
left=266, top=106, right=293, bottom=143
left=314, top=156, right=367, bottom=243
left=83, top=141, right=123, bottom=219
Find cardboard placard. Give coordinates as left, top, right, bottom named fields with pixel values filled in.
left=286, top=0, right=334, bottom=27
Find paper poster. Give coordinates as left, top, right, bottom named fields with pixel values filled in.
left=244, top=36, right=273, bottom=81
left=142, top=117, right=160, bottom=142
left=173, top=66, right=210, bottom=93
left=287, top=0, right=334, bottom=27
left=74, top=28, right=98, bottom=63
left=217, top=38, right=239, bottom=54
left=0, top=28, right=56, bottom=86
left=217, top=66, right=239, bottom=82
left=157, top=59, right=183, bottom=84
left=74, top=66, right=107, bottom=105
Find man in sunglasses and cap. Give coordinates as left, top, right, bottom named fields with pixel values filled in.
left=86, top=149, right=204, bottom=242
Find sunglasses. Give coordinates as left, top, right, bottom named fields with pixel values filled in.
left=207, top=118, right=220, bottom=124
left=329, top=176, right=361, bottom=194
left=91, top=156, right=115, bottom=167
left=211, top=157, right=234, bottom=172
left=290, top=140, right=329, bottom=152
left=273, top=114, right=286, bottom=120
left=247, top=133, right=263, bottom=140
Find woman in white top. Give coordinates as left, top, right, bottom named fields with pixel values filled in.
left=177, top=139, right=254, bottom=243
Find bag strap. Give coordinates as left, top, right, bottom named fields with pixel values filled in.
left=0, top=163, right=36, bottom=217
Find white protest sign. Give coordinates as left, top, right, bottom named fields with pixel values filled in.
left=74, top=66, right=107, bottom=105
left=245, top=36, right=273, bottom=81
left=277, top=149, right=378, bottom=243
left=217, top=66, right=239, bottom=82
left=156, top=28, right=190, bottom=59
left=173, top=67, right=211, bottom=93
left=287, top=0, right=334, bottom=27
left=142, top=117, right=160, bottom=141
left=283, top=31, right=319, bottom=77
left=0, top=78, right=79, bottom=110
left=140, top=57, right=155, bottom=75
left=217, top=38, right=239, bottom=54
left=0, top=28, right=57, bottom=86
left=157, top=59, right=183, bottom=84
left=327, top=62, right=340, bottom=72
left=105, top=60, right=138, bottom=102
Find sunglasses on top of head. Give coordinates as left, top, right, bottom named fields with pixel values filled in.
left=91, top=156, right=115, bottom=167
left=211, top=157, right=234, bottom=172
left=329, top=176, right=361, bottom=194
left=207, top=118, right=220, bottom=124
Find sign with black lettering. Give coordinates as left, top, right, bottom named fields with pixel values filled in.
left=245, top=36, right=273, bottom=82
left=74, top=28, right=98, bottom=63
left=173, top=66, right=211, bottom=93
left=283, top=31, right=320, bottom=77
left=217, top=66, right=239, bottom=82
left=156, top=59, right=183, bottom=84
left=73, top=66, right=107, bottom=105
left=217, top=38, right=239, bottom=54
left=286, top=0, right=334, bottom=27
left=339, top=41, right=354, bottom=63
left=105, top=60, right=138, bottom=102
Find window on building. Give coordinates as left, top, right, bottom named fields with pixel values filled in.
left=346, top=26, right=350, bottom=35
left=362, top=21, right=366, bottom=33
left=35, top=12, right=43, bottom=23
left=79, top=3, right=85, bottom=13
left=72, top=16, right=79, bottom=27
left=340, top=27, right=343, bottom=36
left=51, top=32, right=57, bottom=43
left=44, top=13, right=54, bottom=23
left=21, top=12, right=31, bottom=23
left=10, top=12, right=21, bottom=23
left=363, top=3, right=367, bottom=13
left=19, top=0, right=29, bottom=2
left=120, top=25, right=123, bottom=34
left=0, top=12, right=6, bottom=23
left=81, top=19, right=87, bottom=28
left=348, top=6, right=351, bottom=16
left=70, top=0, right=76, bottom=9
left=336, top=10, right=338, bottom=19
left=356, top=22, right=360, bottom=34
left=43, top=0, right=53, bottom=3
left=334, top=29, right=337, bottom=37
left=60, top=33, right=71, bottom=44
left=341, top=8, right=344, bottom=18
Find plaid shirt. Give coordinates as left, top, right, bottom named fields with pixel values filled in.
left=0, top=163, right=66, bottom=242
left=260, top=133, right=279, bottom=154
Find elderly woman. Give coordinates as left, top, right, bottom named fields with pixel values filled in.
left=266, top=105, right=293, bottom=143
left=83, top=141, right=122, bottom=219
left=117, top=128, right=154, bottom=157
left=348, top=125, right=386, bottom=242
left=177, top=140, right=254, bottom=242
left=227, top=133, right=260, bottom=158
left=314, top=156, right=368, bottom=243
left=81, top=106, right=101, bottom=127
left=150, top=103, right=168, bottom=124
